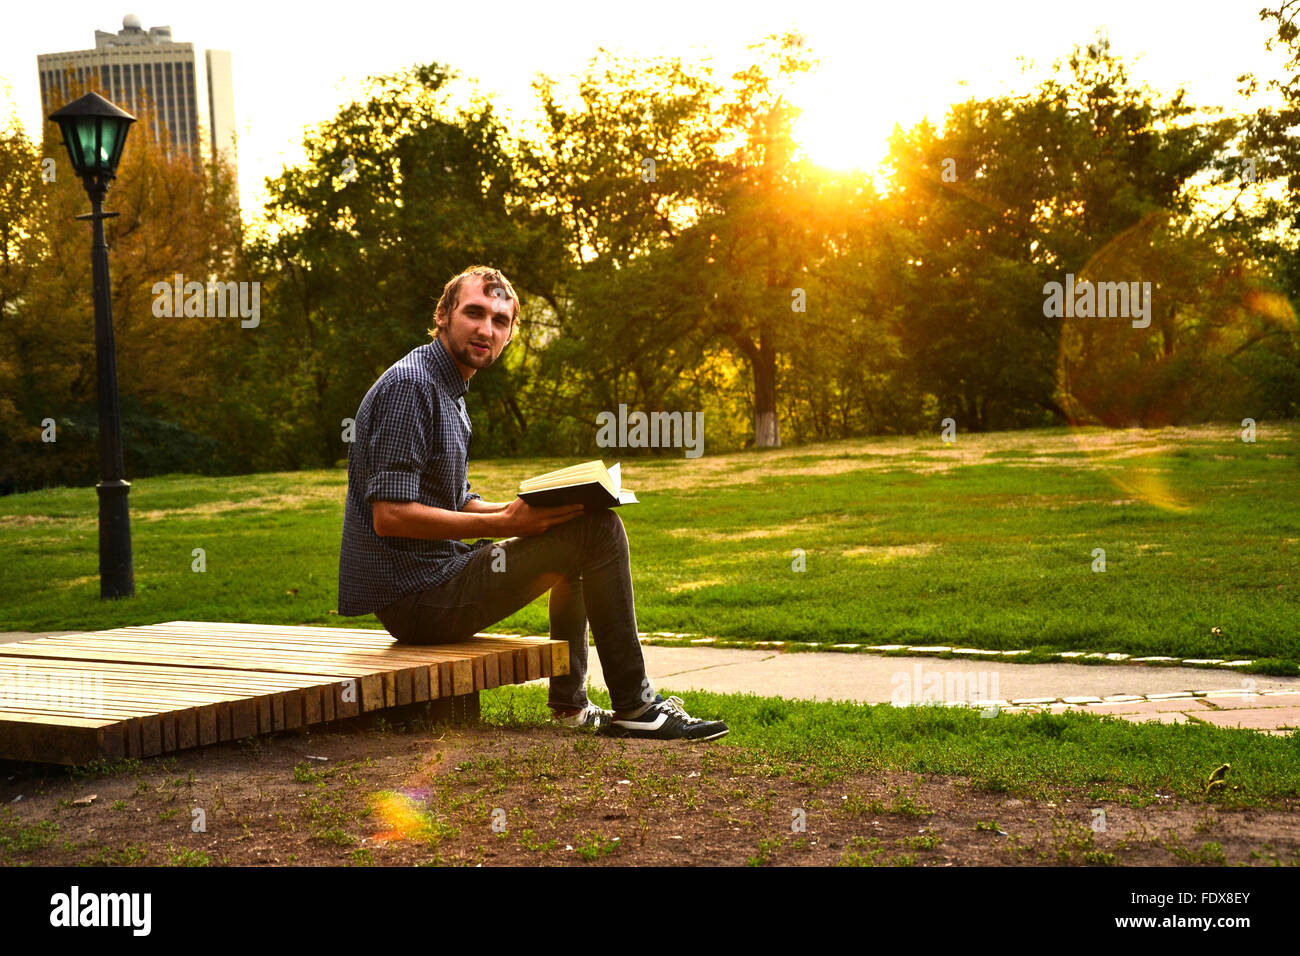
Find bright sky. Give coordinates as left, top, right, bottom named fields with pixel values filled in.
left=0, top=0, right=1285, bottom=219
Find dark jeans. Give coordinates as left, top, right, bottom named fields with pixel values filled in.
left=374, top=509, right=653, bottom=716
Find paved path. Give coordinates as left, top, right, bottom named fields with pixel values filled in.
left=577, top=646, right=1300, bottom=735
left=5, top=632, right=1297, bottom=734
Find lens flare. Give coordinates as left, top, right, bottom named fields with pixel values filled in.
left=369, top=788, right=438, bottom=844
left=1054, top=212, right=1296, bottom=510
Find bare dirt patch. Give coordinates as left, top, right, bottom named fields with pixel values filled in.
left=603, top=423, right=1247, bottom=494
left=2, top=720, right=1296, bottom=867
left=0, top=515, right=64, bottom=528
left=134, top=488, right=344, bottom=522
left=842, top=543, right=938, bottom=561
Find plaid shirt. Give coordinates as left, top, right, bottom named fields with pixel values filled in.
left=337, top=337, right=489, bottom=616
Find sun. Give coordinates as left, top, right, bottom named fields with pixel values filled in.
left=788, top=71, right=901, bottom=188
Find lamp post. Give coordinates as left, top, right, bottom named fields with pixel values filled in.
left=49, top=92, right=136, bottom=599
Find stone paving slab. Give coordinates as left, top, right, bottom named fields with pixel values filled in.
left=1188, top=708, right=1300, bottom=732
left=1075, top=698, right=1208, bottom=716
left=1200, top=692, right=1300, bottom=710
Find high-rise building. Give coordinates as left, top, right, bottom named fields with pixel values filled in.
left=37, top=14, right=236, bottom=173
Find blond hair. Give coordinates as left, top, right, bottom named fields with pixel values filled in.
left=429, top=266, right=520, bottom=340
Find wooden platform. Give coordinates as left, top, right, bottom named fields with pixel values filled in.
left=0, top=621, right=567, bottom=765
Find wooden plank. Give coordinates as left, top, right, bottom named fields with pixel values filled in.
left=360, top=675, right=384, bottom=711
left=483, top=652, right=499, bottom=690
left=141, top=716, right=162, bottom=756
left=197, top=705, right=218, bottom=745
left=0, top=655, right=356, bottom=699
left=382, top=672, right=396, bottom=708
left=256, top=697, right=273, bottom=733
left=282, top=690, right=303, bottom=729
left=0, top=642, right=404, bottom=683
left=124, top=717, right=142, bottom=757
left=334, top=680, right=359, bottom=719
left=0, top=713, right=123, bottom=765
left=167, top=622, right=556, bottom=651
left=231, top=699, right=257, bottom=739
left=176, top=708, right=198, bottom=749
left=452, top=660, right=473, bottom=696
left=0, top=632, right=563, bottom=694
left=302, top=686, right=322, bottom=725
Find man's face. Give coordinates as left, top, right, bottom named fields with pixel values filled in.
left=438, top=277, right=515, bottom=378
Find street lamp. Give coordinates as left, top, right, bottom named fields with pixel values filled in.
left=49, top=92, right=136, bottom=599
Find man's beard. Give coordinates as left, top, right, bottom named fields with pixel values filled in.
left=458, top=338, right=496, bottom=368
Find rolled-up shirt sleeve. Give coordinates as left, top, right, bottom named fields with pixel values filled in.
left=365, top=380, right=434, bottom=504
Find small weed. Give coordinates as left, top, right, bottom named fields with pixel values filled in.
left=293, top=761, right=325, bottom=785
left=575, top=833, right=621, bottom=861
left=163, top=844, right=210, bottom=866
left=746, top=836, right=783, bottom=867
left=518, top=829, right=558, bottom=853
left=898, top=831, right=943, bottom=850
left=66, top=757, right=144, bottom=781
left=0, top=810, right=59, bottom=858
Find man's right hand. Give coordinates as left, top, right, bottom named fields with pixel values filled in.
left=500, top=497, right=585, bottom=537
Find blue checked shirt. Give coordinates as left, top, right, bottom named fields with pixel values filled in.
left=337, top=337, right=490, bottom=616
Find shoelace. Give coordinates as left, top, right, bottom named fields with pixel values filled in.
left=658, top=695, right=704, bottom=724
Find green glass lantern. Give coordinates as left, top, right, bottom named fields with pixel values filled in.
left=49, top=91, right=136, bottom=179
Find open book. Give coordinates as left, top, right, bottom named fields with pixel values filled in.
left=517, top=460, right=638, bottom=509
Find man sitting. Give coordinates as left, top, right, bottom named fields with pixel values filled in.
left=337, top=265, right=728, bottom=741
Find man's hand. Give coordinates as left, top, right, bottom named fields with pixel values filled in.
left=500, top=497, right=585, bottom=536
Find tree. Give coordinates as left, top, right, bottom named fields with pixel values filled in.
left=877, top=35, right=1250, bottom=430
left=242, top=63, right=567, bottom=467
left=0, top=79, right=241, bottom=492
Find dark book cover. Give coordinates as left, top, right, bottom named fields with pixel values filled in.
left=517, top=483, right=630, bottom=509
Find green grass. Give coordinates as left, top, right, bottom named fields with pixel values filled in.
left=2, top=423, right=1298, bottom=660
left=480, top=683, right=1300, bottom=808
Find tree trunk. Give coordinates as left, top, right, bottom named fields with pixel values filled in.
left=754, top=343, right=780, bottom=448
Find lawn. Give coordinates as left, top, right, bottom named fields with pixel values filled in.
left=2, top=683, right=1298, bottom=867
left=1, top=422, right=1297, bottom=662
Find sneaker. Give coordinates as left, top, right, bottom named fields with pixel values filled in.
left=602, top=695, right=729, bottom=742
left=551, top=702, right=613, bottom=731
